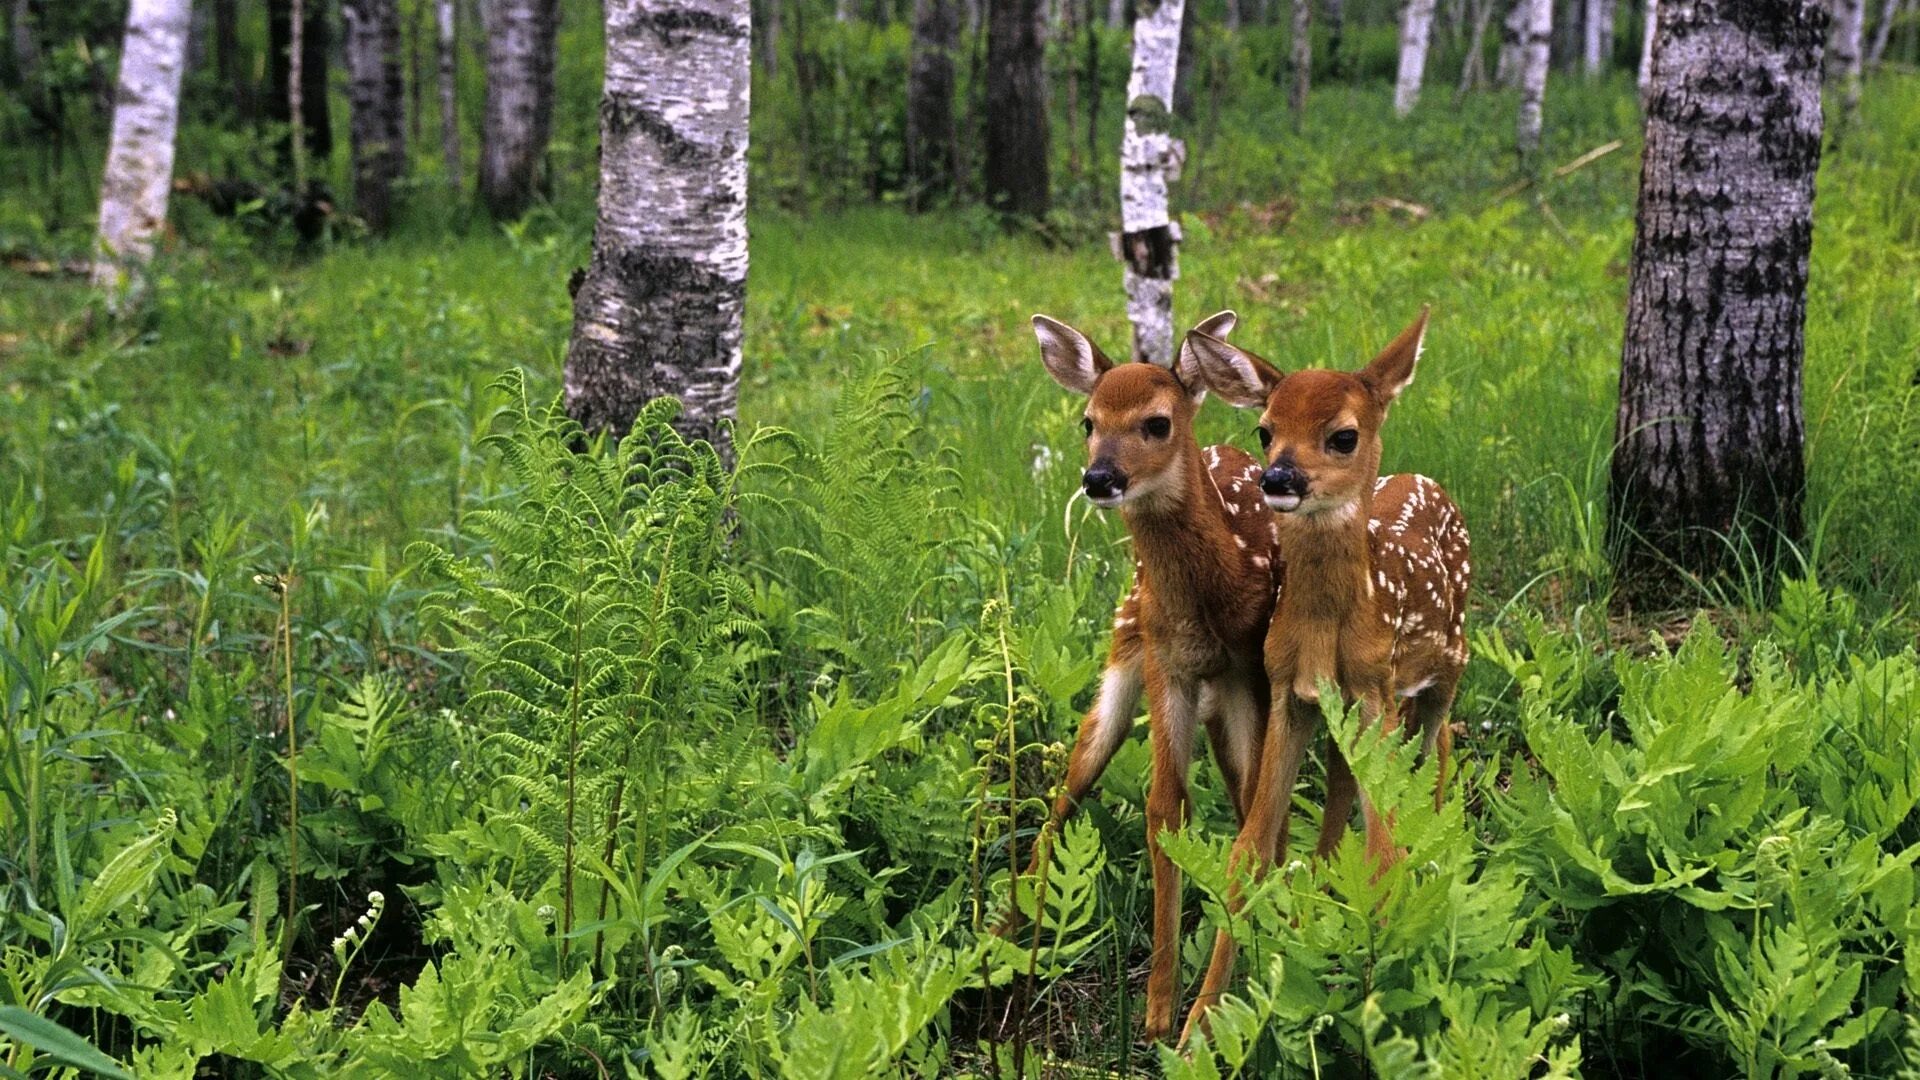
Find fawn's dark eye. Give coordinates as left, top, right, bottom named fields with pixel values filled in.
left=1081, top=416, right=1094, bottom=438
left=1256, top=426, right=1273, bottom=451
left=1327, top=428, right=1360, bottom=454
left=1143, top=416, right=1172, bottom=439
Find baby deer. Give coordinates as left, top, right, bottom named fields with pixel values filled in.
left=1014, top=310, right=1282, bottom=1042
left=1178, top=308, right=1472, bottom=1043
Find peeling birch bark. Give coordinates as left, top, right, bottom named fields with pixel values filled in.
left=94, top=0, right=192, bottom=300
left=1831, top=0, right=1864, bottom=123
left=1611, top=0, right=1825, bottom=601
left=1394, top=0, right=1436, bottom=115
left=563, top=0, right=751, bottom=460
left=1118, top=0, right=1185, bottom=366
left=1514, top=0, right=1550, bottom=156
left=1497, top=0, right=1525, bottom=85
left=480, top=0, right=559, bottom=220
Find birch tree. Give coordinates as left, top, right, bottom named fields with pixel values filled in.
left=270, top=0, right=332, bottom=178
left=1117, top=0, right=1185, bottom=365
left=1582, top=0, right=1612, bottom=72
left=563, top=0, right=750, bottom=458
left=1458, top=0, right=1494, bottom=94
left=436, top=0, right=460, bottom=188
left=1638, top=0, right=1657, bottom=94
left=1394, top=0, right=1437, bottom=115
left=1514, top=0, right=1550, bottom=156
left=1867, top=0, right=1901, bottom=67
left=1497, top=0, right=1525, bottom=84
left=1611, top=0, right=1825, bottom=602
left=1290, top=0, right=1311, bottom=122
left=1830, top=0, right=1864, bottom=124
left=479, top=0, right=559, bottom=220
left=94, top=0, right=192, bottom=299
left=984, top=0, right=1049, bottom=217
left=907, top=0, right=958, bottom=209
left=344, top=0, right=407, bottom=232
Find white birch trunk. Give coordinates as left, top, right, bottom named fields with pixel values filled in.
left=1832, top=0, right=1864, bottom=117
left=1867, top=0, right=1900, bottom=66
left=1117, top=0, right=1185, bottom=366
left=1497, top=0, right=1527, bottom=85
left=94, top=0, right=193, bottom=297
left=1638, top=0, right=1657, bottom=94
left=563, top=0, right=751, bottom=456
left=1109, top=0, right=1126, bottom=29
left=1582, top=0, right=1604, bottom=72
left=1515, top=0, right=1550, bottom=156
left=437, top=0, right=461, bottom=189
left=1394, top=0, right=1437, bottom=115
left=1290, top=0, right=1311, bottom=121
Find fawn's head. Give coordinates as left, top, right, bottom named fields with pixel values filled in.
left=1185, top=307, right=1430, bottom=521
left=1031, top=311, right=1237, bottom=510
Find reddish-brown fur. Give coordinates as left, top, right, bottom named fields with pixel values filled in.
left=1177, top=308, right=1473, bottom=1044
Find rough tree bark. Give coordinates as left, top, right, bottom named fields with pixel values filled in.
left=563, top=0, right=750, bottom=458
left=480, top=0, right=559, bottom=220
left=1611, top=0, right=1825, bottom=604
left=1830, top=0, right=1864, bottom=125
left=94, top=0, right=192, bottom=299
left=269, top=0, right=333, bottom=171
left=1514, top=0, right=1550, bottom=155
left=1290, top=0, right=1311, bottom=122
left=436, top=0, right=460, bottom=188
left=1394, top=0, right=1437, bottom=114
left=1117, top=0, right=1185, bottom=365
left=1638, top=0, right=1657, bottom=94
left=906, top=0, right=958, bottom=208
left=984, top=0, right=1049, bottom=217
left=344, top=0, right=407, bottom=232
left=1867, top=0, right=1900, bottom=66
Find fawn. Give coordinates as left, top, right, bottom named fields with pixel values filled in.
left=1017, top=310, right=1282, bottom=1041
left=1177, top=308, right=1472, bottom=1044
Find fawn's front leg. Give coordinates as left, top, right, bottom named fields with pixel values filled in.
left=1142, top=655, right=1198, bottom=1043
left=1179, top=691, right=1316, bottom=1046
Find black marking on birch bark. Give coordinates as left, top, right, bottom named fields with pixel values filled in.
left=1119, top=225, right=1176, bottom=279
left=626, top=7, right=749, bottom=42
left=603, top=98, right=713, bottom=165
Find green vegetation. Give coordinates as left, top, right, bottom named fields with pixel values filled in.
left=3, top=39, right=1919, bottom=1080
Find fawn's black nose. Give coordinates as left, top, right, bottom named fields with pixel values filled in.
left=1261, top=463, right=1308, bottom=498
left=1082, top=463, right=1127, bottom=501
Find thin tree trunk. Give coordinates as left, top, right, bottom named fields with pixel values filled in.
left=983, top=0, right=1049, bottom=217
left=1395, top=0, right=1437, bottom=114
left=94, top=0, right=192, bottom=298
left=479, top=0, right=559, bottom=219
left=1172, top=0, right=1194, bottom=119
left=1063, top=0, right=1082, bottom=178
left=1582, top=0, right=1604, bottom=71
left=906, top=0, right=958, bottom=208
left=1637, top=0, right=1656, bottom=94
left=408, top=0, right=424, bottom=145
left=344, top=0, right=407, bottom=231
left=1290, top=0, right=1311, bottom=122
left=1611, top=0, right=1825, bottom=604
left=1117, top=0, right=1184, bottom=365
left=289, top=0, right=308, bottom=190
left=1325, top=0, right=1344, bottom=76
left=11, top=0, right=51, bottom=126
left=1866, top=0, right=1899, bottom=66
left=437, top=0, right=460, bottom=188
left=564, top=0, right=750, bottom=457
left=1831, top=0, right=1864, bottom=126
left=272, top=0, right=333, bottom=178
left=212, top=0, right=249, bottom=116
left=1497, top=0, right=1525, bottom=84
left=1084, top=0, right=1100, bottom=167
left=1458, top=0, right=1492, bottom=94
left=1225, top=0, right=1240, bottom=30
left=1108, top=0, right=1125, bottom=26
left=760, top=0, right=780, bottom=73
left=1515, top=0, right=1549, bottom=156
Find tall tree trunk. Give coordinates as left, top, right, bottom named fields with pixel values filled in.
left=344, top=0, right=406, bottom=231
left=1085, top=0, right=1100, bottom=166
left=1224, top=0, right=1240, bottom=30
left=1866, top=0, right=1899, bottom=66
left=1514, top=0, right=1549, bottom=155
left=906, top=0, right=958, bottom=208
left=1062, top=0, right=1083, bottom=177
left=1394, top=0, right=1437, bottom=114
left=1581, top=0, right=1607, bottom=71
left=983, top=0, right=1049, bottom=217
left=1611, top=0, right=1825, bottom=604
left=1497, top=0, right=1525, bottom=84
left=760, top=0, right=780, bottom=73
left=1324, top=0, right=1344, bottom=76
left=10, top=0, right=52, bottom=127
left=1117, top=0, right=1184, bottom=365
left=212, top=0, right=249, bottom=116
left=1830, top=0, right=1864, bottom=126
left=1290, top=0, right=1310, bottom=123
left=408, top=0, right=424, bottom=145
left=563, top=0, right=750, bottom=456
left=1637, top=0, right=1656, bottom=94
left=94, top=0, right=192, bottom=299
left=1109, top=0, right=1126, bottom=28
left=1458, top=0, right=1492, bottom=93
left=436, top=0, right=460, bottom=188
left=270, top=0, right=333, bottom=176
left=1172, top=0, right=1195, bottom=119
left=479, top=0, right=558, bottom=219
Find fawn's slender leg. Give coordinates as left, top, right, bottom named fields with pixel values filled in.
left=1410, top=683, right=1458, bottom=812
left=1180, top=695, right=1316, bottom=1046
left=1314, top=736, right=1357, bottom=860
left=1142, top=656, right=1198, bottom=1043
left=1201, top=673, right=1266, bottom=825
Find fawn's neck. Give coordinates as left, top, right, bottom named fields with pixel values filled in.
left=1273, top=491, right=1378, bottom=696
left=1123, top=448, right=1242, bottom=622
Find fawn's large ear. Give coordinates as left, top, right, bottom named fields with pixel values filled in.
left=1032, top=315, right=1113, bottom=396
left=1173, top=310, right=1238, bottom=402
left=1183, top=329, right=1284, bottom=409
left=1358, top=306, right=1431, bottom=406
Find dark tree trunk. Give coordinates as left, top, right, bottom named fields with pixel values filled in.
left=1172, top=0, right=1195, bottom=119
left=10, top=0, right=53, bottom=127
left=1084, top=0, right=1100, bottom=165
left=212, top=0, right=251, bottom=118
left=906, top=0, right=958, bottom=209
left=269, top=0, right=334, bottom=165
left=1324, top=0, right=1344, bottom=77
left=983, top=0, right=1049, bottom=217
left=564, top=0, right=751, bottom=459
left=344, top=0, right=407, bottom=232
left=1610, top=0, right=1825, bottom=606
left=479, top=0, right=559, bottom=219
